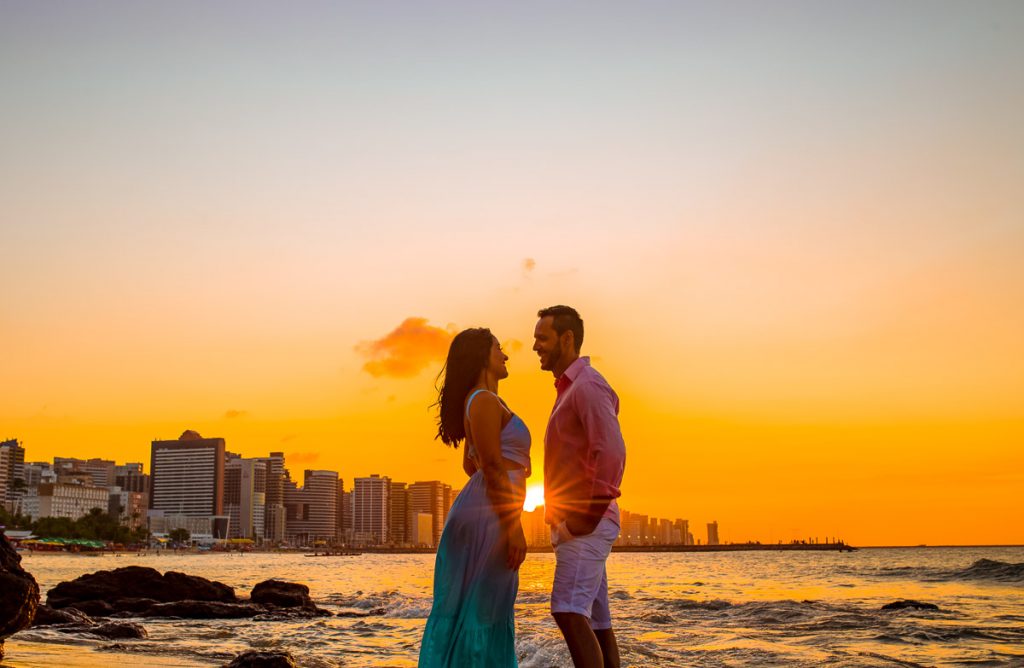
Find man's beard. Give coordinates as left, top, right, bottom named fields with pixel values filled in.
left=543, top=344, right=562, bottom=371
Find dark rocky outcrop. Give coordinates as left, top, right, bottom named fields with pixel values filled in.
left=225, top=650, right=299, bottom=668
left=31, top=605, right=93, bottom=627
left=881, top=599, right=940, bottom=611
left=47, top=566, right=236, bottom=611
left=0, top=532, right=40, bottom=661
left=140, top=601, right=264, bottom=619
left=250, top=580, right=313, bottom=609
left=45, top=568, right=328, bottom=621
left=54, top=621, right=148, bottom=640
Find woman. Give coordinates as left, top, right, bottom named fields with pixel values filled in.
left=419, top=328, right=531, bottom=667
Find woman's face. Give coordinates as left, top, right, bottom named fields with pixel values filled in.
left=487, top=336, right=509, bottom=380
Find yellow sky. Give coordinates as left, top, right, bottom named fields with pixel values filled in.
left=2, top=3, right=1023, bottom=546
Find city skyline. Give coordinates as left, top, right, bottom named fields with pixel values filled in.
left=3, top=2, right=1023, bottom=547
left=4, top=437, right=745, bottom=547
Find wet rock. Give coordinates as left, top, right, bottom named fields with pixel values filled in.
left=881, top=599, right=940, bottom=611
left=251, top=580, right=313, bottom=609
left=47, top=566, right=236, bottom=614
left=31, top=605, right=94, bottom=627
left=54, top=621, right=148, bottom=640
left=0, top=531, right=41, bottom=661
left=141, top=600, right=264, bottom=619
left=225, top=649, right=299, bottom=668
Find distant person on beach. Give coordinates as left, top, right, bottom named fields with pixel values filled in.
left=534, top=305, right=626, bottom=668
left=419, top=328, right=531, bottom=667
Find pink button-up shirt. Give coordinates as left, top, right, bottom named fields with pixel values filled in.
left=544, top=357, right=626, bottom=527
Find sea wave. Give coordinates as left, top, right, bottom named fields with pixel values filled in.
left=946, top=559, right=1024, bottom=583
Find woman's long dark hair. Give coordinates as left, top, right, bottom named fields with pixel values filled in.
left=434, top=327, right=493, bottom=447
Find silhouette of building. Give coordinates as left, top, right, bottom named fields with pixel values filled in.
left=523, top=506, right=549, bottom=547
left=409, top=481, right=451, bottom=548
left=284, top=469, right=338, bottom=545
left=707, top=520, right=720, bottom=546
left=149, top=431, right=226, bottom=517
left=389, top=481, right=410, bottom=546
left=353, top=474, right=391, bottom=545
left=413, top=511, right=434, bottom=547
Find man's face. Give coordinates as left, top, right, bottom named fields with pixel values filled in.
left=533, top=316, right=563, bottom=372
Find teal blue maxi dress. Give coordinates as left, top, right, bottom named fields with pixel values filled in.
left=419, top=391, right=531, bottom=667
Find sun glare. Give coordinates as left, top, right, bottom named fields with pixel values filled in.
left=524, top=483, right=545, bottom=512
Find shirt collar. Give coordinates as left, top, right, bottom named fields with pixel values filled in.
left=555, top=356, right=589, bottom=390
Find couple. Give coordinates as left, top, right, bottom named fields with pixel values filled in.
left=419, top=305, right=627, bottom=668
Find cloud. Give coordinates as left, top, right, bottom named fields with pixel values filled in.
left=224, top=410, right=249, bottom=419
left=504, top=339, right=524, bottom=353
left=523, top=258, right=536, bottom=273
left=356, top=317, right=454, bottom=378
left=280, top=434, right=298, bottom=443
left=287, top=451, right=320, bottom=465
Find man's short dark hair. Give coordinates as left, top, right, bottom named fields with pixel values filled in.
left=537, top=305, right=584, bottom=353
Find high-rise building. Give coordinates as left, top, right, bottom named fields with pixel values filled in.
left=224, top=458, right=268, bottom=540
left=389, top=481, right=410, bottom=546
left=353, top=474, right=391, bottom=545
left=0, top=439, right=26, bottom=510
left=338, top=489, right=353, bottom=544
left=149, top=430, right=226, bottom=517
left=674, top=519, right=690, bottom=546
left=413, top=512, right=434, bottom=547
left=256, top=452, right=286, bottom=543
left=409, top=481, right=450, bottom=548
left=707, top=520, right=720, bottom=546
left=284, top=469, right=338, bottom=545
left=114, top=463, right=150, bottom=495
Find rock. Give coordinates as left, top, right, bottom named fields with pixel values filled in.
left=0, top=531, right=41, bottom=661
left=68, top=599, right=115, bottom=617
left=54, top=621, right=148, bottom=640
left=32, top=605, right=94, bottom=627
left=250, top=580, right=313, bottom=609
left=47, top=566, right=236, bottom=614
left=881, top=599, right=940, bottom=611
left=141, top=600, right=264, bottom=619
left=225, top=650, right=299, bottom=667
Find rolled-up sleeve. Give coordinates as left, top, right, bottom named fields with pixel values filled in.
left=574, top=380, right=626, bottom=500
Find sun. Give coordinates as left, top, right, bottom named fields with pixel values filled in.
left=523, top=483, right=545, bottom=512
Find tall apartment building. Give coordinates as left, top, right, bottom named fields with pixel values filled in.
left=339, top=490, right=353, bottom=544
left=256, top=452, right=286, bottom=543
left=674, top=519, right=691, bottom=546
left=353, top=474, right=390, bottom=545
left=284, top=469, right=338, bottom=545
left=707, top=520, right=720, bottom=546
left=389, top=481, right=410, bottom=546
left=149, top=431, right=226, bottom=517
left=522, top=506, right=550, bottom=548
left=108, top=487, right=148, bottom=530
left=0, top=439, right=26, bottom=509
left=408, top=480, right=451, bottom=548
left=224, top=458, right=268, bottom=540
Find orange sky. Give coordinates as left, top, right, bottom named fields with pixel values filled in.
left=2, top=3, right=1023, bottom=546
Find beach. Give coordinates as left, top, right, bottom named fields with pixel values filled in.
left=5, top=546, right=1023, bottom=667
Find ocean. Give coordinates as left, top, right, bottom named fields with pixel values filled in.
left=6, top=546, right=1023, bottom=666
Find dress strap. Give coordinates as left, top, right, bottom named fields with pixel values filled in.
left=465, top=389, right=491, bottom=418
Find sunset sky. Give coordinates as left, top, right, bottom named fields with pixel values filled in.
left=2, top=2, right=1022, bottom=546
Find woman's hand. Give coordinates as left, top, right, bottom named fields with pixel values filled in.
left=506, top=522, right=527, bottom=570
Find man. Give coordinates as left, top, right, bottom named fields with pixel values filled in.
left=534, top=305, right=626, bottom=668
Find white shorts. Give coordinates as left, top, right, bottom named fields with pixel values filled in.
left=550, top=516, right=620, bottom=630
